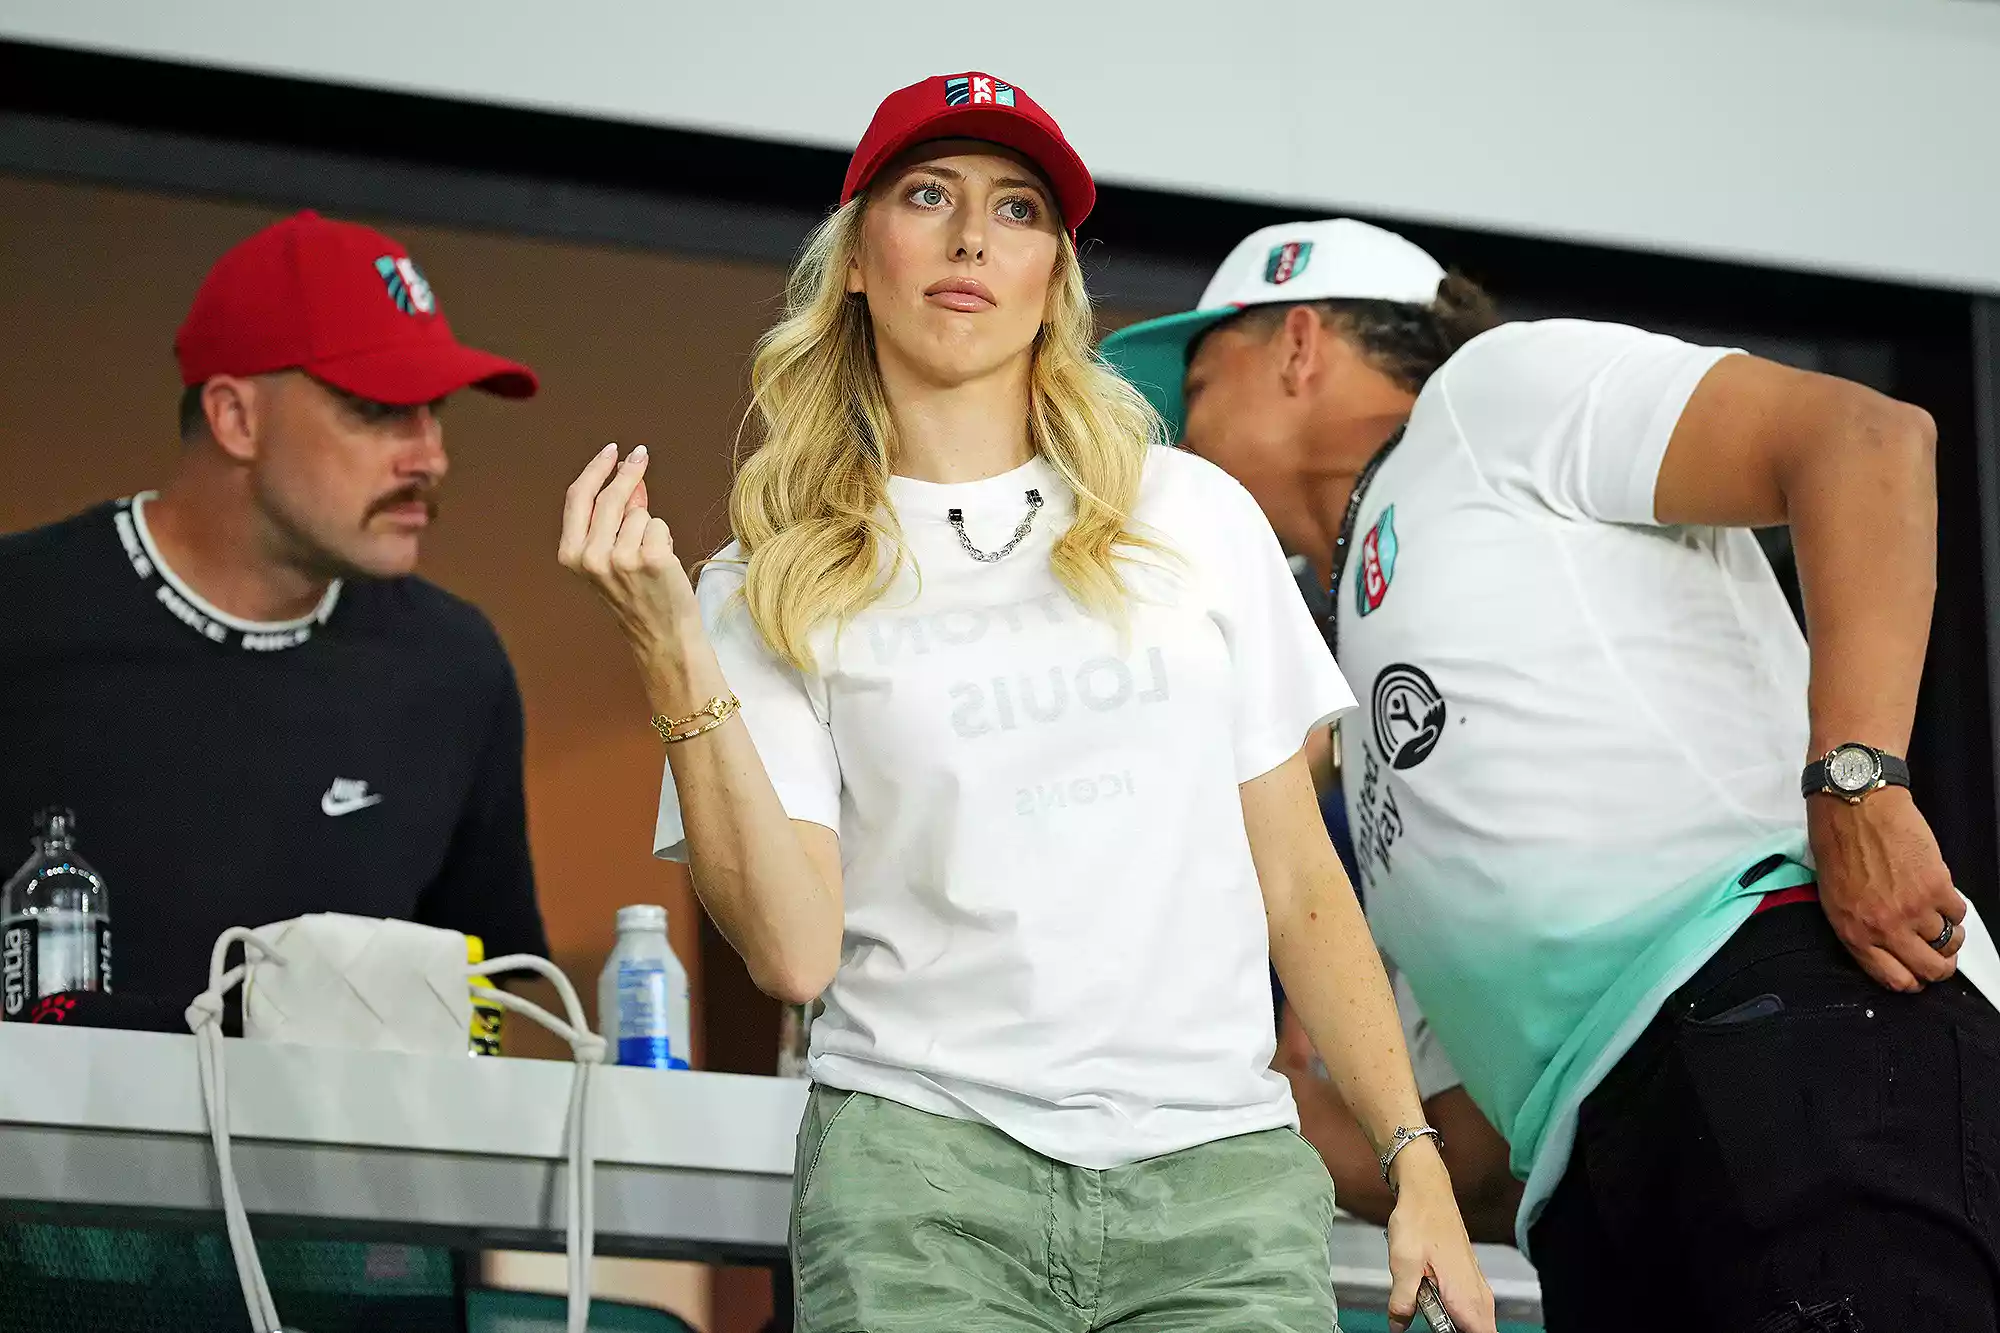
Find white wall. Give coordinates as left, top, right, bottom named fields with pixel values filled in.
left=4, top=0, right=1997, bottom=293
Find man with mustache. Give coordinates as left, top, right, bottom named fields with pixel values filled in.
left=0, top=211, right=550, bottom=1008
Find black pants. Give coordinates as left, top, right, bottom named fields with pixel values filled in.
left=1530, top=903, right=2000, bottom=1332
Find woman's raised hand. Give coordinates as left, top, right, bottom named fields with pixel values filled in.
left=558, top=444, right=703, bottom=660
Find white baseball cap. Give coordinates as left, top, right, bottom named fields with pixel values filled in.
left=1100, top=219, right=1445, bottom=441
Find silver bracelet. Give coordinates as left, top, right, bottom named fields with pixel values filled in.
left=1378, top=1124, right=1443, bottom=1189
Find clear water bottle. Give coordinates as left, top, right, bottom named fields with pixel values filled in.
left=597, top=904, right=691, bottom=1070
left=2, top=808, right=112, bottom=1020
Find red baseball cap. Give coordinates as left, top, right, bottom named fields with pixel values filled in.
left=841, top=73, right=1094, bottom=232
left=174, top=211, right=538, bottom=405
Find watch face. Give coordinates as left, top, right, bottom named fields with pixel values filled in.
left=1828, top=745, right=1881, bottom=793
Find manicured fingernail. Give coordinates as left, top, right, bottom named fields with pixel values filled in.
left=599, top=442, right=617, bottom=456
left=629, top=445, right=648, bottom=462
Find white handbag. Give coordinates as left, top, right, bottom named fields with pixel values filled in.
left=183, top=913, right=605, bottom=1333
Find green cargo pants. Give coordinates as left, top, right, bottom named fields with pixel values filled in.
left=790, top=1086, right=1339, bottom=1332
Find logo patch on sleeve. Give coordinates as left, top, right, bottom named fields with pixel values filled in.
left=1356, top=505, right=1398, bottom=617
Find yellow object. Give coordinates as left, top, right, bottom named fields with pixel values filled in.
left=466, top=935, right=505, bottom=1057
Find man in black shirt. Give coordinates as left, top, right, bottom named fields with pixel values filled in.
left=0, top=210, right=550, bottom=1007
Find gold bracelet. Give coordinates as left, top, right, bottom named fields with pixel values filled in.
left=651, top=693, right=741, bottom=744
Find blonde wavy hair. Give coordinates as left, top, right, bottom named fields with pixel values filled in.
left=727, top=196, right=1168, bottom=670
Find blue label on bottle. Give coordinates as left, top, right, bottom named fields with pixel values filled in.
left=617, top=1036, right=689, bottom=1070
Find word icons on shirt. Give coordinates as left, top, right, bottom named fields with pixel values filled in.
left=320, top=778, right=385, bottom=818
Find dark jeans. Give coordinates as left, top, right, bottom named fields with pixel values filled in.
left=1530, top=902, right=2000, bottom=1332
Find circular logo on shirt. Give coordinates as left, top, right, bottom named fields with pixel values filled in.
left=1371, top=664, right=1447, bottom=770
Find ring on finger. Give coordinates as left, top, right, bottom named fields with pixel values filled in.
left=1931, top=917, right=1956, bottom=952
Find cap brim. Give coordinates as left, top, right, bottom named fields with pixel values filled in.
left=306, top=341, right=539, bottom=404
left=1098, top=308, right=1234, bottom=444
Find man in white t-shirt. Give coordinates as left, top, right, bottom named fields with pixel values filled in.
left=1103, top=220, right=2000, bottom=1331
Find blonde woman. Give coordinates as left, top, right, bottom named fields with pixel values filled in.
left=560, top=73, right=1494, bottom=1333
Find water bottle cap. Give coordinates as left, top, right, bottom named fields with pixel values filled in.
left=615, top=904, right=668, bottom=934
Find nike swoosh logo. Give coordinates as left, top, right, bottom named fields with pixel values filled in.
left=321, top=792, right=384, bottom=817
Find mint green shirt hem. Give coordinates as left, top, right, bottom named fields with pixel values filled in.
left=1509, top=831, right=1814, bottom=1253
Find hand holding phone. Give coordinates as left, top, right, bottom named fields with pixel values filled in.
left=1416, top=1276, right=1456, bottom=1332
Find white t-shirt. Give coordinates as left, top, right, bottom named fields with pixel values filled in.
left=656, top=446, right=1355, bottom=1168
left=1334, top=320, right=1812, bottom=1226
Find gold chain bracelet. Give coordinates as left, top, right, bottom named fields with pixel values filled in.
left=650, top=693, right=741, bottom=744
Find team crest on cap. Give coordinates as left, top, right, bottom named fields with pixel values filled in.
left=1264, top=240, right=1314, bottom=286
left=1357, top=505, right=1397, bottom=617
left=373, top=255, right=436, bottom=316
left=946, top=75, right=1017, bottom=108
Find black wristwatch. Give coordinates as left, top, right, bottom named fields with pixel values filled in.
left=1801, top=743, right=1911, bottom=804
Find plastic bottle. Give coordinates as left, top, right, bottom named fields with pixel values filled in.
left=2, top=808, right=111, bottom=1020
left=597, top=904, right=691, bottom=1069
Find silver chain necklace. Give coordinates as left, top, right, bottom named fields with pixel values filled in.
left=947, top=489, right=1043, bottom=563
